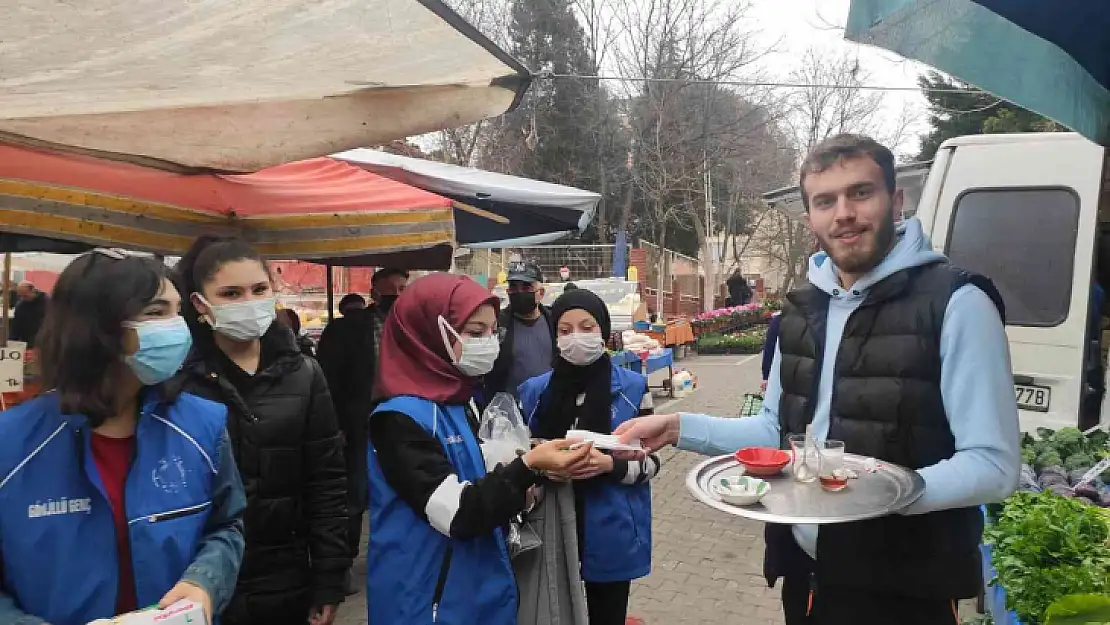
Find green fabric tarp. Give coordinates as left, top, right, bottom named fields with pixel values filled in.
left=845, top=0, right=1110, bottom=146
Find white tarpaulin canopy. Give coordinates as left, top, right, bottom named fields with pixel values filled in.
left=0, top=0, right=530, bottom=173
left=332, top=148, right=600, bottom=247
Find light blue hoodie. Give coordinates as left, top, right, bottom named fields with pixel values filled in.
left=678, top=218, right=1020, bottom=559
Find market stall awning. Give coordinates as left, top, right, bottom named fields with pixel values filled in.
left=845, top=0, right=1110, bottom=146
left=332, top=149, right=600, bottom=247
left=0, top=0, right=530, bottom=173
left=0, top=144, right=457, bottom=268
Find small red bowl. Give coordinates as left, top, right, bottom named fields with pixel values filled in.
left=735, top=447, right=790, bottom=477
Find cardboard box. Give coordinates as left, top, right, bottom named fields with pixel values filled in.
left=88, top=600, right=204, bottom=625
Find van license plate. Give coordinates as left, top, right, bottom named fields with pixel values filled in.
left=1014, top=384, right=1050, bottom=412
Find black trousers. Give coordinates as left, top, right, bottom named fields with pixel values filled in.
left=584, top=580, right=630, bottom=625
left=782, top=575, right=961, bottom=625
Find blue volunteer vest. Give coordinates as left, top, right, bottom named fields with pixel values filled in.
left=518, top=362, right=653, bottom=583
left=0, top=390, right=226, bottom=625
left=367, top=396, right=516, bottom=625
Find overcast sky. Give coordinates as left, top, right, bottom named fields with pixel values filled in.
left=745, top=0, right=931, bottom=155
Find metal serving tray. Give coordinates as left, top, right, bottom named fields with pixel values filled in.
left=686, top=453, right=925, bottom=524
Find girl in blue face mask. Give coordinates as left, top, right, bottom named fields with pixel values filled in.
left=0, top=248, right=247, bottom=625
left=168, top=236, right=349, bottom=625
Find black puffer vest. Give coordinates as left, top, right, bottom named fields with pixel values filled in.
left=764, top=261, right=1004, bottom=599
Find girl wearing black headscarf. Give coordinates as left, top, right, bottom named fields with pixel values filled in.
left=517, top=289, right=662, bottom=625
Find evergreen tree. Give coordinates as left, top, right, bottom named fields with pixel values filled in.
left=485, top=0, right=627, bottom=225
left=917, top=71, right=1062, bottom=160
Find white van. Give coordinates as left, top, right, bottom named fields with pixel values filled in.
left=915, top=132, right=1109, bottom=432
left=765, top=132, right=1109, bottom=432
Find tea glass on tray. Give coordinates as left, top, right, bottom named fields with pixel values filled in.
left=787, top=433, right=820, bottom=483
left=818, top=440, right=848, bottom=492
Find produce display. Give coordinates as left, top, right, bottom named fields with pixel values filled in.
left=695, top=327, right=767, bottom=355
left=621, top=330, right=661, bottom=353
left=693, top=301, right=774, bottom=353
left=1017, top=428, right=1110, bottom=505
left=985, top=491, right=1110, bottom=624
left=739, top=393, right=763, bottom=417
left=982, top=427, right=1110, bottom=624
left=691, top=302, right=767, bottom=330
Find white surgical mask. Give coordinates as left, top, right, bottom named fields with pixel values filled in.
left=439, top=315, right=500, bottom=377
left=557, top=332, right=607, bottom=366
left=199, top=295, right=276, bottom=341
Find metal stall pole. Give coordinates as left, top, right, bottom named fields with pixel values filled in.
left=325, top=263, right=335, bottom=323
left=1, top=252, right=10, bottom=411
left=1, top=252, right=10, bottom=345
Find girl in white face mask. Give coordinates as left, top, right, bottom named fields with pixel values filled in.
left=172, top=236, right=348, bottom=625
left=366, top=273, right=594, bottom=625
left=516, top=289, right=663, bottom=625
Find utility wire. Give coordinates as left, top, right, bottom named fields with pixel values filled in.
left=929, top=98, right=1005, bottom=116
left=538, top=71, right=985, bottom=94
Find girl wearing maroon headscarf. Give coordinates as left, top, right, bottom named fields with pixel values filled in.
left=366, top=273, right=593, bottom=625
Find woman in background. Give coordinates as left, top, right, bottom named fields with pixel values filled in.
left=0, top=249, right=245, bottom=625
left=278, top=307, right=316, bottom=358
left=169, top=236, right=349, bottom=625
left=518, top=289, right=660, bottom=625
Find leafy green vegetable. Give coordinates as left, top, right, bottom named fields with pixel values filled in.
left=1090, top=430, right=1110, bottom=449
left=1037, top=427, right=1058, bottom=441
left=1037, top=450, right=1064, bottom=471
left=1044, top=594, right=1110, bottom=624
left=1052, top=428, right=1089, bottom=458
left=985, top=491, right=1110, bottom=624
left=1066, top=453, right=1095, bottom=472
left=1024, top=428, right=1110, bottom=477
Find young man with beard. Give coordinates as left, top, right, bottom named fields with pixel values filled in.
left=485, top=261, right=555, bottom=399
left=615, top=134, right=1021, bottom=624
left=316, top=267, right=408, bottom=593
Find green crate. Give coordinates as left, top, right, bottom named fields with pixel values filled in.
left=740, top=393, right=763, bottom=417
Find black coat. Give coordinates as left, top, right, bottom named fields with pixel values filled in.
left=726, top=275, right=752, bottom=306
left=10, top=292, right=47, bottom=348
left=315, top=307, right=378, bottom=513
left=166, top=325, right=349, bottom=623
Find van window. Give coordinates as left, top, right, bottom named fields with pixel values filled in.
left=945, top=188, right=1079, bottom=327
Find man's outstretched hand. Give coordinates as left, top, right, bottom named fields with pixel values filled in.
left=613, top=413, right=681, bottom=455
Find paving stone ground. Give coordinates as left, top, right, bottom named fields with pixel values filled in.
left=336, top=353, right=980, bottom=624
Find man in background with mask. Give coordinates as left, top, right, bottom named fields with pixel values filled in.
left=369, top=268, right=409, bottom=354
left=485, top=261, right=554, bottom=400
left=316, top=267, right=408, bottom=593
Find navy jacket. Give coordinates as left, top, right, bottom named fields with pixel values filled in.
left=763, top=312, right=782, bottom=381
